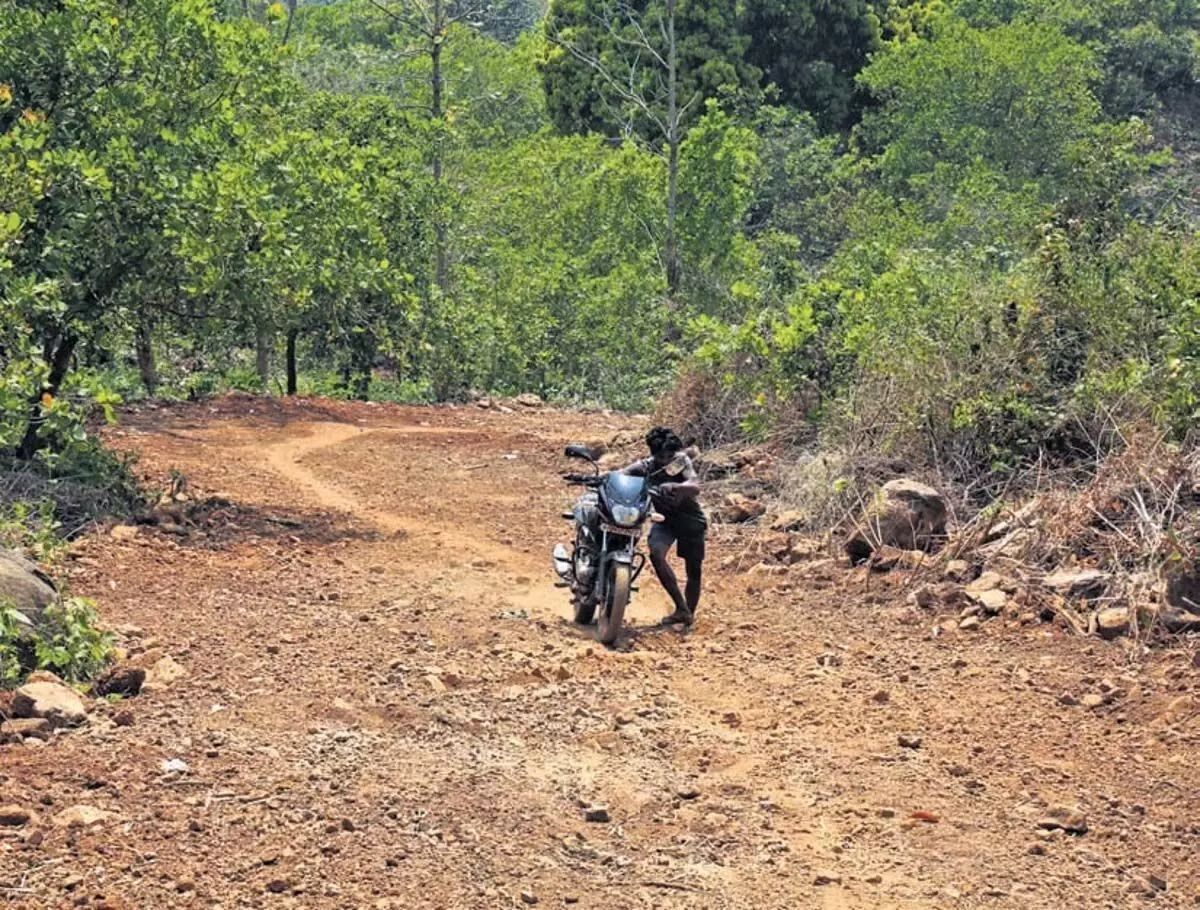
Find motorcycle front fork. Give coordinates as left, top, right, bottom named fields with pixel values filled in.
left=576, top=539, right=646, bottom=602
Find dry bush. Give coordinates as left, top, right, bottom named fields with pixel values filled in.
left=774, top=447, right=949, bottom=536
left=656, top=366, right=819, bottom=452
left=818, top=370, right=1143, bottom=508
left=1, top=451, right=147, bottom=543
left=958, top=427, right=1200, bottom=639
left=655, top=368, right=750, bottom=450
left=776, top=451, right=864, bottom=534
left=1019, top=432, right=1199, bottom=574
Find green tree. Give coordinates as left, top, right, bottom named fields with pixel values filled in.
left=952, top=0, right=1200, bottom=116
left=740, top=0, right=882, bottom=131
left=857, top=17, right=1137, bottom=202
left=544, top=0, right=754, bottom=294
left=0, top=0, right=282, bottom=456
left=540, top=0, right=755, bottom=139
left=453, top=132, right=670, bottom=402
left=364, top=0, right=540, bottom=294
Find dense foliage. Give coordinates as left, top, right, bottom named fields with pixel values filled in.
left=1, top=0, right=1198, bottom=501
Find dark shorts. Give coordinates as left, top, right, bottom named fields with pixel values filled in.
left=649, top=520, right=706, bottom=564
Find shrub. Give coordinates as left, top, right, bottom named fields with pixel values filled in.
left=0, top=596, right=113, bottom=687
left=662, top=303, right=823, bottom=449
left=0, top=441, right=147, bottom=540
left=0, top=498, right=64, bottom=563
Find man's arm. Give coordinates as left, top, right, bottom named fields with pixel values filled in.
left=622, top=459, right=650, bottom=477
left=661, top=455, right=700, bottom=501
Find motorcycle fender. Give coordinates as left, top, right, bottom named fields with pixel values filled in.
left=610, top=551, right=634, bottom=566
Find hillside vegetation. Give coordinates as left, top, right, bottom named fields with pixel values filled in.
left=1, top=0, right=1198, bottom=501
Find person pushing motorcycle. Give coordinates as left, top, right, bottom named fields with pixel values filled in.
left=623, top=427, right=707, bottom=627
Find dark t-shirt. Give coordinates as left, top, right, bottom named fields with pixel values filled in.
left=629, top=454, right=708, bottom=539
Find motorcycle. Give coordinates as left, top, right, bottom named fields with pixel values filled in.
left=551, top=444, right=655, bottom=646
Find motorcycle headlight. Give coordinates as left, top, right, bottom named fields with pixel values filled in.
left=611, top=504, right=641, bottom=527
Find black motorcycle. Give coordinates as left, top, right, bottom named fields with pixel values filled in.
left=552, top=444, right=655, bottom=646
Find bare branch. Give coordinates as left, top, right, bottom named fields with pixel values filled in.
left=547, top=31, right=669, bottom=137
left=595, top=6, right=668, bottom=71
left=679, top=89, right=703, bottom=118
left=368, top=0, right=422, bottom=32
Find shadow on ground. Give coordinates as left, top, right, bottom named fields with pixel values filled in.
left=144, top=498, right=397, bottom=551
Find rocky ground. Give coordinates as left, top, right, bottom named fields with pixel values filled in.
left=1, top=396, right=1199, bottom=909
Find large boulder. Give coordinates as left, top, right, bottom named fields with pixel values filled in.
left=1166, top=563, right=1199, bottom=613
left=1042, top=568, right=1110, bottom=601
left=12, top=680, right=88, bottom=729
left=845, top=479, right=948, bottom=565
left=0, top=549, right=57, bottom=628
left=721, top=493, right=767, bottom=524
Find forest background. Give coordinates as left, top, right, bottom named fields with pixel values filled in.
left=2, top=0, right=1199, bottom=529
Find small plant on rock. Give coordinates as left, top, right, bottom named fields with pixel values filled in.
left=31, top=598, right=113, bottom=684
left=0, top=596, right=113, bottom=687
left=0, top=601, right=27, bottom=687
left=0, top=498, right=66, bottom=563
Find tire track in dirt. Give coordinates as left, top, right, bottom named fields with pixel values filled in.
left=261, top=422, right=391, bottom=525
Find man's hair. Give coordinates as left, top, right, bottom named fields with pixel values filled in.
left=646, top=426, right=684, bottom=457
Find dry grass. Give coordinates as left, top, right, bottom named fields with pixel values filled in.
left=965, top=429, right=1198, bottom=573
left=941, top=428, right=1200, bottom=641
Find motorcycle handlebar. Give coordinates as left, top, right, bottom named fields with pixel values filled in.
left=562, top=473, right=666, bottom=498
left=563, top=473, right=602, bottom=486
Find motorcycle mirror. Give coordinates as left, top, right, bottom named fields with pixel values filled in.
left=564, top=443, right=598, bottom=463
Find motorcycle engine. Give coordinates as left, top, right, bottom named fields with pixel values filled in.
left=574, top=549, right=595, bottom=586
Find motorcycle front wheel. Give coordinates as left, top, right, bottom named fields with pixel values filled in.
left=572, top=586, right=596, bottom=625
left=597, top=562, right=630, bottom=646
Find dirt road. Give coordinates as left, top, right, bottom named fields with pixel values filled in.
left=2, top=397, right=1198, bottom=909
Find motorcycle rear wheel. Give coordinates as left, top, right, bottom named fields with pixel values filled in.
left=597, top=562, right=630, bottom=646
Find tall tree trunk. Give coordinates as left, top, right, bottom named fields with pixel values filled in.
left=17, top=333, right=78, bottom=460
left=431, top=3, right=449, bottom=294
left=255, top=326, right=272, bottom=390
left=136, top=323, right=157, bottom=397
left=286, top=328, right=298, bottom=396
left=666, top=137, right=680, bottom=297
left=282, top=0, right=297, bottom=43
left=664, top=0, right=681, bottom=297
